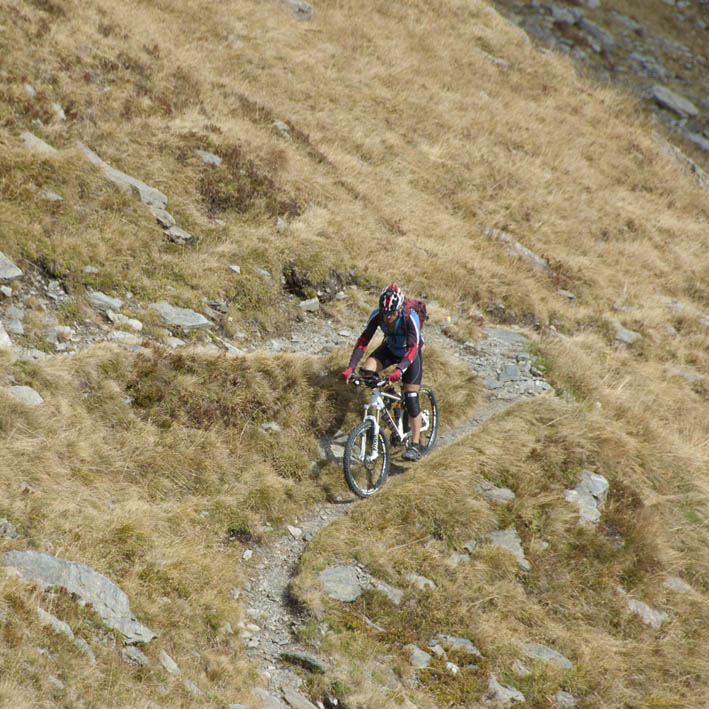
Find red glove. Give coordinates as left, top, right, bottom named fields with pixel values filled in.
left=341, top=366, right=354, bottom=382
left=387, top=368, right=402, bottom=384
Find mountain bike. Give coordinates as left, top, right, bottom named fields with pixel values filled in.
left=343, top=369, right=438, bottom=498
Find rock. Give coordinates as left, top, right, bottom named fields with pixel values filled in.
left=626, top=598, right=668, bottom=628
left=159, top=649, right=181, bottom=675
left=78, top=142, right=168, bottom=210
left=558, top=289, right=576, bottom=300
left=652, top=85, right=699, bottom=117
left=481, top=227, right=554, bottom=275
left=0, top=518, right=18, bottom=538
left=608, top=318, right=641, bottom=345
left=498, top=363, right=520, bottom=382
left=299, top=297, right=320, bottom=312
left=164, top=225, right=195, bottom=245
left=0, top=321, right=12, bottom=349
left=554, top=690, right=576, bottom=707
left=108, top=330, right=143, bottom=346
left=2, top=550, right=157, bottom=644
left=663, top=576, right=693, bottom=593
left=0, top=286, right=11, bottom=297
left=278, top=0, right=313, bottom=21
left=24, top=83, right=36, bottom=98
left=252, top=687, right=287, bottom=709
left=280, top=650, right=329, bottom=673
left=51, top=102, right=66, bottom=122
left=149, top=301, right=212, bottom=331
left=281, top=685, right=318, bottom=709
left=407, top=573, right=436, bottom=591
left=564, top=470, right=609, bottom=524
left=229, top=264, right=241, bottom=274
left=21, top=131, right=58, bottom=156
left=318, top=565, right=403, bottom=605
left=184, top=679, right=202, bottom=696
left=8, top=386, right=43, bottom=406
left=404, top=644, right=432, bottom=668
left=487, top=527, right=531, bottom=571
left=42, top=190, right=63, bottom=202
left=286, top=525, right=302, bottom=539
left=0, top=252, right=23, bottom=282
left=521, top=641, right=573, bottom=669
left=578, top=18, right=617, bottom=52
left=166, top=336, right=186, bottom=348
left=196, top=149, right=222, bottom=166
left=487, top=674, right=525, bottom=705
left=75, top=638, right=96, bottom=664
left=107, top=311, right=143, bottom=332
left=476, top=480, right=516, bottom=504
left=86, top=291, right=123, bottom=313
left=512, top=660, right=531, bottom=677
left=273, top=119, right=291, bottom=139
left=429, top=633, right=482, bottom=657
left=148, top=204, right=176, bottom=228
left=37, top=608, right=74, bottom=639
left=123, top=646, right=150, bottom=666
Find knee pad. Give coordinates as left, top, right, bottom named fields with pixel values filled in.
left=405, top=391, right=420, bottom=418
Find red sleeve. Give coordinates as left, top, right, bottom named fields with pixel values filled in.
left=347, top=312, right=380, bottom=370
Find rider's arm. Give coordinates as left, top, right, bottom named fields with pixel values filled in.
left=394, top=310, right=421, bottom=374
left=347, top=309, right=381, bottom=370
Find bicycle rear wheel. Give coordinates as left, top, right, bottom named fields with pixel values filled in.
left=344, top=420, right=390, bottom=497
left=403, top=386, right=438, bottom=454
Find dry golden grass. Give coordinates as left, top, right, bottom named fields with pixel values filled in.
left=0, top=0, right=708, bottom=706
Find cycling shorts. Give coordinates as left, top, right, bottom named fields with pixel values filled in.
left=370, top=343, right=422, bottom=385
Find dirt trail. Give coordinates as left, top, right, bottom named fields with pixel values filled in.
left=238, top=323, right=550, bottom=705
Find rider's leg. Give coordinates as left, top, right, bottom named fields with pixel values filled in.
left=404, top=383, right=421, bottom=444
left=361, top=356, right=383, bottom=374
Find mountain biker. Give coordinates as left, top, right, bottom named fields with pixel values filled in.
left=341, top=283, right=425, bottom=462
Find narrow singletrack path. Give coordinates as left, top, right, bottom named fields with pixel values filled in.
left=239, top=324, right=551, bottom=705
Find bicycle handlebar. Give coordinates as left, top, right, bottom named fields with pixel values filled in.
left=349, top=369, right=388, bottom=388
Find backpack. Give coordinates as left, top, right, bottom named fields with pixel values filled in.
left=403, top=297, right=427, bottom=327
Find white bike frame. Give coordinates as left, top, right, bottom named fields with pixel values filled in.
left=359, top=384, right=430, bottom=463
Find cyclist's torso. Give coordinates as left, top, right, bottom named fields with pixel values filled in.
left=368, top=307, right=422, bottom=358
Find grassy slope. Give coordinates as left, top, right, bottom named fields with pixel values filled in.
left=0, top=0, right=707, bottom=706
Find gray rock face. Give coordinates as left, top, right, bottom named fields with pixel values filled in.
left=476, top=480, right=516, bottom=504
left=429, top=633, right=482, bottom=657
left=149, top=301, right=212, bottom=330
left=37, top=607, right=74, bottom=639
left=252, top=687, right=286, bottom=709
left=279, top=0, right=313, bottom=21
left=86, top=291, right=124, bottom=313
left=21, top=132, right=58, bottom=156
left=318, top=564, right=403, bottom=605
left=626, top=598, right=668, bottom=628
left=609, top=318, right=641, bottom=345
left=159, top=649, right=181, bottom=675
left=196, top=149, right=222, bottom=166
left=281, top=685, right=319, bottom=709
left=521, top=641, right=573, bottom=669
left=0, top=518, right=18, bottom=538
left=164, top=225, right=195, bottom=245
left=664, top=576, right=693, bottom=593
left=404, top=643, right=432, bottom=668
left=0, top=321, right=12, bottom=348
left=487, top=674, right=526, bottom=705
left=564, top=469, right=609, bottom=524
left=78, top=142, right=168, bottom=209
left=0, top=252, right=23, bottom=282
left=554, top=690, right=576, bottom=707
left=8, top=385, right=43, bottom=406
left=481, top=226, right=554, bottom=275
left=279, top=650, right=328, bottom=673
left=652, top=85, right=699, bottom=117
left=488, top=527, right=531, bottom=571
left=2, top=550, right=157, bottom=644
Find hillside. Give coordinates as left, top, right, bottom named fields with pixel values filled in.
left=0, top=0, right=708, bottom=707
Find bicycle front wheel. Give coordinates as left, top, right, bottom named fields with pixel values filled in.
left=344, top=420, right=390, bottom=497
